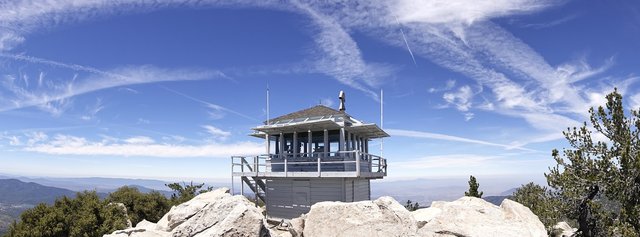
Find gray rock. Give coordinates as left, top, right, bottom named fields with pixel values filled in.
left=288, top=215, right=305, bottom=237
left=303, top=196, right=418, bottom=237
left=107, top=188, right=550, bottom=237
left=104, top=188, right=265, bottom=237
left=551, top=222, right=576, bottom=237
left=135, top=220, right=156, bottom=229
left=416, top=197, right=547, bottom=237
left=104, top=226, right=170, bottom=237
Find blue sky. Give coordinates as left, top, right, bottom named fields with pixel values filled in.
left=0, top=0, right=639, bottom=184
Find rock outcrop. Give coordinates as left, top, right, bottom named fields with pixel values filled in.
left=104, top=188, right=266, bottom=237
left=106, top=188, right=549, bottom=237
left=303, top=196, right=417, bottom=237
left=298, top=196, right=546, bottom=237
left=414, top=197, right=547, bottom=237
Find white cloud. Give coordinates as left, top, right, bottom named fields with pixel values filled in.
left=207, top=109, right=226, bottom=120
left=443, top=85, right=474, bottom=111
left=137, top=118, right=150, bottom=124
left=0, top=61, right=226, bottom=114
left=464, top=112, right=474, bottom=121
left=8, top=136, right=21, bottom=146
left=163, top=135, right=186, bottom=143
left=202, top=125, right=231, bottom=140
left=428, top=79, right=456, bottom=93
left=48, top=134, right=87, bottom=147
left=119, top=88, right=139, bottom=94
left=81, top=98, right=104, bottom=121
left=394, top=0, right=552, bottom=25
left=388, top=152, right=551, bottom=177
left=0, top=0, right=623, bottom=143
left=99, top=134, right=119, bottom=144
left=26, top=131, right=48, bottom=145
left=0, top=0, right=393, bottom=100
left=294, top=2, right=392, bottom=100
left=38, top=97, right=73, bottom=117
left=0, top=32, right=24, bottom=51
left=124, top=136, right=155, bottom=144
left=317, top=0, right=617, bottom=137
left=629, top=93, right=640, bottom=110
left=392, top=154, right=498, bottom=169
left=25, top=134, right=263, bottom=158
left=516, top=13, right=579, bottom=29
left=387, top=128, right=537, bottom=151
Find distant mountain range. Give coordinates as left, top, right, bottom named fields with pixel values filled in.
left=0, top=175, right=172, bottom=193
left=0, top=179, right=76, bottom=205
left=0, top=179, right=78, bottom=235
left=370, top=176, right=539, bottom=207
left=0, top=177, right=180, bottom=235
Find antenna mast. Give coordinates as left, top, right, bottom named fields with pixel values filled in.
left=380, top=89, right=384, bottom=157
left=265, top=84, right=271, bottom=156
left=267, top=85, right=270, bottom=125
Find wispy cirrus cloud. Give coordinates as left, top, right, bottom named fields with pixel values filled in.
left=0, top=55, right=227, bottom=115
left=161, top=86, right=256, bottom=121
left=0, top=32, right=24, bottom=51
left=387, top=128, right=538, bottom=151
left=293, top=1, right=393, bottom=100
left=0, top=0, right=628, bottom=145
left=21, top=133, right=263, bottom=158
left=202, top=125, right=231, bottom=141
left=301, top=0, right=622, bottom=143
left=392, top=154, right=499, bottom=169
left=393, top=0, right=553, bottom=25
left=0, top=0, right=393, bottom=100
left=124, top=136, right=155, bottom=144
left=514, top=13, right=580, bottom=29
left=389, top=152, right=550, bottom=177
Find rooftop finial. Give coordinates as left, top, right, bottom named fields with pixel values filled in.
left=339, top=91, right=346, bottom=111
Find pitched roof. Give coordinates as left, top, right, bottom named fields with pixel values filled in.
left=266, top=105, right=347, bottom=124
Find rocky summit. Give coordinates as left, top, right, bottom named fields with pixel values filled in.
left=104, top=188, right=267, bottom=237
left=105, top=188, right=547, bottom=237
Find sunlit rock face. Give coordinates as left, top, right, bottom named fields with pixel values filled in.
left=103, top=188, right=266, bottom=237
left=105, top=188, right=547, bottom=237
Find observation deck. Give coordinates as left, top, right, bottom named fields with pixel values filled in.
left=232, top=150, right=387, bottom=179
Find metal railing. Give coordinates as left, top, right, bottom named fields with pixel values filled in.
left=231, top=150, right=387, bottom=177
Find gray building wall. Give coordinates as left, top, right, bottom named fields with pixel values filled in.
left=265, top=177, right=370, bottom=220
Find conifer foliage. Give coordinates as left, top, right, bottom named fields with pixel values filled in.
left=4, top=182, right=213, bottom=237
left=546, top=89, right=640, bottom=236
left=465, top=175, right=483, bottom=198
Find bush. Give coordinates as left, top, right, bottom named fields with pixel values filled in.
left=3, top=182, right=210, bottom=237
left=105, top=186, right=171, bottom=225
left=511, top=182, right=565, bottom=229
left=5, top=191, right=128, bottom=237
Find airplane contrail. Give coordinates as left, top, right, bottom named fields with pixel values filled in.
left=160, top=86, right=257, bottom=121
left=395, top=16, right=417, bottom=65
left=0, top=53, right=125, bottom=78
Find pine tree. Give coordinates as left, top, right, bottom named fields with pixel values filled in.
left=546, top=89, right=640, bottom=236
left=511, top=182, right=564, bottom=229
left=465, top=175, right=483, bottom=198
left=404, top=200, right=420, bottom=211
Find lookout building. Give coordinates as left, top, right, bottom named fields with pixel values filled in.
left=231, top=91, right=388, bottom=220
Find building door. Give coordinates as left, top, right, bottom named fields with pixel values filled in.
left=292, top=179, right=310, bottom=216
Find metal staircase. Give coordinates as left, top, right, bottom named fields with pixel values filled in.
left=241, top=176, right=266, bottom=203
left=238, top=156, right=266, bottom=203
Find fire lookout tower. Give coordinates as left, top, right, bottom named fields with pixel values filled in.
left=231, top=91, right=388, bottom=220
